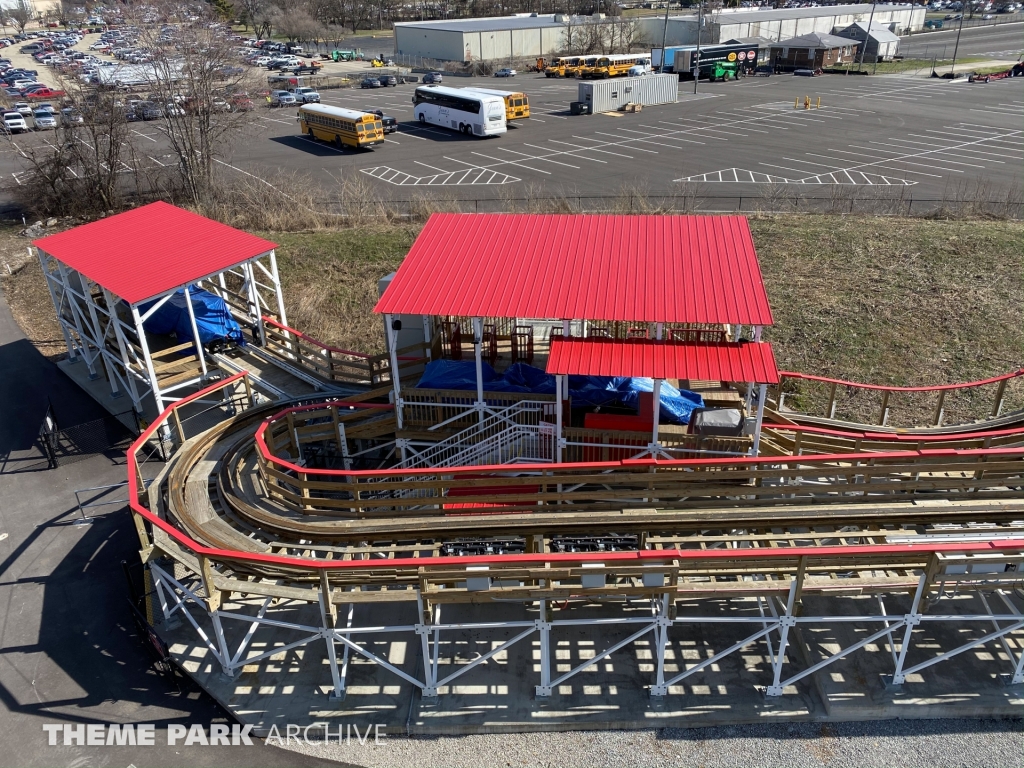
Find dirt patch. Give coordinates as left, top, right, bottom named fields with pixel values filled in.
left=0, top=227, right=66, bottom=361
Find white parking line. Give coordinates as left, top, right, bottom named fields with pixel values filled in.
left=466, top=152, right=552, bottom=175
left=590, top=132, right=660, bottom=152
left=414, top=160, right=451, bottom=173
left=805, top=150, right=943, bottom=177
left=497, top=146, right=580, bottom=169
left=881, top=137, right=1008, bottom=162
left=131, top=129, right=157, bottom=142
left=546, top=138, right=631, bottom=158
left=522, top=142, right=606, bottom=162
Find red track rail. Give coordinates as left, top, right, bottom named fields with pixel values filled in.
left=128, top=374, right=1024, bottom=575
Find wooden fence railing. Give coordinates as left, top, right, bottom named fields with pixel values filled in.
left=772, top=368, right=1024, bottom=428
left=251, top=421, right=1024, bottom=520
left=261, top=316, right=428, bottom=387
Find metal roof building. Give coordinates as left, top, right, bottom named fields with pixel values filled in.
left=374, top=213, right=773, bottom=326
left=34, top=203, right=286, bottom=419
left=395, top=13, right=609, bottom=63
left=640, top=3, right=924, bottom=47
left=375, top=213, right=777, bottom=455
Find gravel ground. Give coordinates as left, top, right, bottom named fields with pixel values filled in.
left=285, top=718, right=1023, bottom=768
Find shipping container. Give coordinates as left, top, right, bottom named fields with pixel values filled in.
left=577, top=74, right=678, bottom=114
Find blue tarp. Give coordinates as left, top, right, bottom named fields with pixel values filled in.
left=139, top=287, right=244, bottom=350
left=416, top=360, right=703, bottom=425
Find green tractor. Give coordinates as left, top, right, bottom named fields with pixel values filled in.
left=707, top=61, right=740, bottom=82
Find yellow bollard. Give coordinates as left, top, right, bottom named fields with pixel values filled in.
left=816, top=96, right=821, bottom=109
left=794, top=97, right=799, bottom=109
left=804, top=95, right=810, bottom=110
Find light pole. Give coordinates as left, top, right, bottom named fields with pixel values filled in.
left=855, top=0, right=878, bottom=72
left=658, top=0, right=671, bottom=73
left=949, top=11, right=966, bottom=74
left=693, top=1, right=703, bottom=95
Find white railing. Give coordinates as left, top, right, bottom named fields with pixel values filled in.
left=401, top=400, right=554, bottom=469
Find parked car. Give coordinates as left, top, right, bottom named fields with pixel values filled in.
left=139, top=101, right=163, bottom=119
left=421, top=71, right=442, bottom=84
left=228, top=93, right=254, bottom=111
left=360, top=77, right=382, bottom=88
left=2, top=111, right=27, bottom=132
left=793, top=68, right=820, bottom=77
left=754, top=65, right=773, bottom=76
left=60, top=106, right=84, bottom=123
left=32, top=109, right=56, bottom=129
left=494, top=68, right=517, bottom=77
left=369, top=108, right=397, bottom=133
left=377, top=74, right=397, bottom=86
left=25, top=87, right=65, bottom=99
left=290, top=86, right=320, bottom=103
left=269, top=89, right=296, bottom=106
left=13, top=101, right=31, bottom=115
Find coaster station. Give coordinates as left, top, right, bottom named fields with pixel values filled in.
left=34, top=206, right=1024, bottom=717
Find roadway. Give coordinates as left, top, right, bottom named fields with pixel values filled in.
left=901, top=20, right=1024, bottom=58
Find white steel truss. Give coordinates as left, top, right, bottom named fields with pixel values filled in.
left=147, top=561, right=1024, bottom=702
left=36, top=247, right=287, bottom=416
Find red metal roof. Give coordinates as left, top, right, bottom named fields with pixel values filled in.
left=374, top=214, right=773, bottom=326
left=547, top=338, right=780, bottom=384
left=33, top=202, right=278, bottom=305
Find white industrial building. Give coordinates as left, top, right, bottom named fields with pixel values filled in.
left=395, top=14, right=605, bottom=63
left=393, top=5, right=923, bottom=63
left=639, top=4, right=924, bottom=47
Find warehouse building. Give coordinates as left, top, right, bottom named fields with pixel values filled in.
left=638, top=4, right=923, bottom=47
left=393, top=4, right=922, bottom=63
left=394, top=13, right=614, bottom=63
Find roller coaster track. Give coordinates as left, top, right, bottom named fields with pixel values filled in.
left=130, top=374, right=1024, bottom=700
left=136, top=375, right=1024, bottom=593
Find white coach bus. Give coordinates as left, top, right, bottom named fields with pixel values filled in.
left=411, top=85, right=507, bottom=136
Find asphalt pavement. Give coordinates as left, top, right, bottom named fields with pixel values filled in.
left=901, top=20, right=1024, bottom=58
left=0, top=285, right=355, bottom=768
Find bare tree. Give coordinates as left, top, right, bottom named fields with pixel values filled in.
left=8, top=0, right=32, bottom=34
left=14, top=76, right=146, bottom=216
left=274, top=7, right=320, bottom=41
left=238, top=0, right=275, bottom=37
left=128, top=4, right=262, bottom=204
left=49, top=0, right=74, bottom=27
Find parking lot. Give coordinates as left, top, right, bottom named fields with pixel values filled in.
left=210, top=71, right=1022, bottom=204
left=1, top=33, right=1021, bottom=206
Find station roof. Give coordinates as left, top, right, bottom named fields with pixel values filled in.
left=33, top=202, right=278, bottom=305
left=374, top=213, right=773, bottom=326
left=547, top=338, right=778, bottom=384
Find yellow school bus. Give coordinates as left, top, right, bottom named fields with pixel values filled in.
left=580, top=54, right=652, bottom=79
left=462, top=88, right=530, bottom=120
left=297, top=103, right=384, bottom=149
left=544, top=55, right=597, bottom=78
